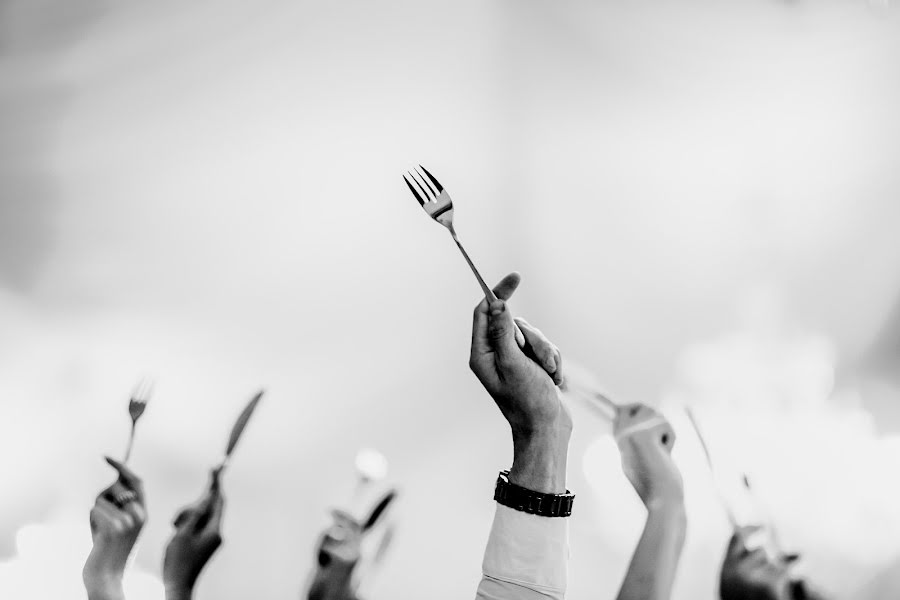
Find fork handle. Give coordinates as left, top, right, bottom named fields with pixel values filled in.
left=449, top=229, right=527, bottom=348
left=449, top=230, right=498, bottom=303
left=124, top=422, right=136, bottom=464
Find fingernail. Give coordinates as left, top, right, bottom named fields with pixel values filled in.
left=489, top=300, right=505, bottom=316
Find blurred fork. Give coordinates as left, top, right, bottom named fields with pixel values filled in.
left=124, top=379, right=152, bottom=463
left=404, top=165, right=499, bottom=303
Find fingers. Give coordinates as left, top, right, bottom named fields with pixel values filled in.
left=174, top=473, right=225, bottom=537
left=173, top=507, right=191, bottom=529
left=613, top=404, right=671, bottom=444
left=91, top=496, right=138, bottom=535
left=736, top=524, right=765, bottom=542
left=514, top=318, right=563, bottom=385
left=471, top=273, right=522, bottom=360
left=492, top=272, right=521, bottom=301
left=492, top=274, right=524, bottom=347
left=209, top=466, right=223, bottom=494
left=727, top=524, right=765, bottom=557
left=658, top=421, right=676, bottom=452
left=205, top=486, right=225, bottom=533
left=176, top=497, right=209, bottom=532
left=90, top=498, right=119, bottom=533
left=105, top=456, right=145, bottom=503
left=487, top=300, right=521, bottom=367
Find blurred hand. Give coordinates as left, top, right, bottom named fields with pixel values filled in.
left=163, top=468, right=225, bottom=600
left=469, top=272, right=571, bottom=493
left=308, top=511, right=362, bottom=600
left=82, top=457, right=147, bottom=600
left=720, top=526, right=797, bottom=600
left=307, top=489, right=396, bottom=600
left=614, top=404, right=683, bottom=511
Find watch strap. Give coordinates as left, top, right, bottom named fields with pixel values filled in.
left=493, top=470, right=574, bottom=518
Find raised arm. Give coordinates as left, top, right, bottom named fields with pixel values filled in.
left=469, top=273, right=573, bottom=600
left=613, top=405, right=686, bottom=600
left=82, top=457, right=147, bottom=600
left=163, top=467, right=225, bottom=600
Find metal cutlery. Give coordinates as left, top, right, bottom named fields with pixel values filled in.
left=124, top=379, right=152, bottom=463
left=404, top=165, right=499, bottom=303
left=215, top=389, right=264, bottom=474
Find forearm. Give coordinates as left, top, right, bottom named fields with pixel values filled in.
left=476, top=428, right=572, bottom=600
left=477, top=504, right=570, bottom=600
left=615, top=503, right=686, bottom=600
left=84, top=573, right=125, bottom=600
left=165, top=587, right=193, bottom=600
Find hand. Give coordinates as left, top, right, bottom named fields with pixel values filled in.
left=163, top=467, right=225, bottom=600
left=720, top=526, right=797, bottom=600
left=614, top=404, right=683, bottom=511
left=469, top=272, right=571, bottom=493
left=613, top=407, right=686, bottom=600
left=308, top=489, right=396, bottom=600
left=82, top=457, right=147, bottom=600
left=308, top=511, right=362, bottom=600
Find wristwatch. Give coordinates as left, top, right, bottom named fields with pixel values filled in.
left=493, top=470, right=574, bottom=518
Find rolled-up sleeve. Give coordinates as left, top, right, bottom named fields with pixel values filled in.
left=475, top=504, right=569, bottom=600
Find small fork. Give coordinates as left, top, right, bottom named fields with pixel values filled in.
left=404, top=165, right=499, bottom=303
left=124, top=379, right=152, bottom=463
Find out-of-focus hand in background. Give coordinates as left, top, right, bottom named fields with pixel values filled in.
left=163, top=468, right=224, bottom=600
left=83, top=458, right=146, bottom=600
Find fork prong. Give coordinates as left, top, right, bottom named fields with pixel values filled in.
left=418, top=165, right=443, bottom=193
left=415, top=166, right=438, bottom=197
left=409, top=171, right=433, bottom=203
left=132, top=378, right=153, bottom=402
left=403, top=174, right=426, bottom=206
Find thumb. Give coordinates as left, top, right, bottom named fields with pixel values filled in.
left=487, top=300, right=520, bottom=365
left=209, top=466, right=223, bottom=494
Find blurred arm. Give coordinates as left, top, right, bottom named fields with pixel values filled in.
left=615, top=503, right=686, bottom=600
left=613, top=407, right=685, bottom=600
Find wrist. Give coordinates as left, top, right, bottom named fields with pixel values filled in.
left=165, top=584, right=194, bottom=600
left=84, top=572, right=125, bottom=600
left=510, top=425, right=570, bottom=494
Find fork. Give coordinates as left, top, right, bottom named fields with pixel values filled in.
left=123, top=379, right=152, bottom=463
left=404, top=165, right=499, bottom=303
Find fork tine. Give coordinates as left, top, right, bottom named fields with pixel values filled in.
left=415, top=166, right=438, bottom=197
left=418, top=165, right=443, bottom=193
left=409, top=171, right=433, bottom=203
left=132, top=378, right=153, bottom=402
left=403, top=174, right=426, bottom=206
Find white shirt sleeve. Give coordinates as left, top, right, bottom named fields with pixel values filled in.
left=475, top=504, right=569, bottom=600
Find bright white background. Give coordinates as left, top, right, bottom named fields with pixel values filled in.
left=2, top=0, right=900, bottom=598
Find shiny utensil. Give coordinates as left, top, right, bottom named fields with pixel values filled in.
left=124, top=379, right=152, bottom=463
left=558, top=359, right=619, bottom=421
left=742, top=473, right=785, bottom=555
left=684, top=407, right=739, bottom=528
left=404, top=165, right=498, bottom=303
left=216, top=390, right=264, bottom=473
